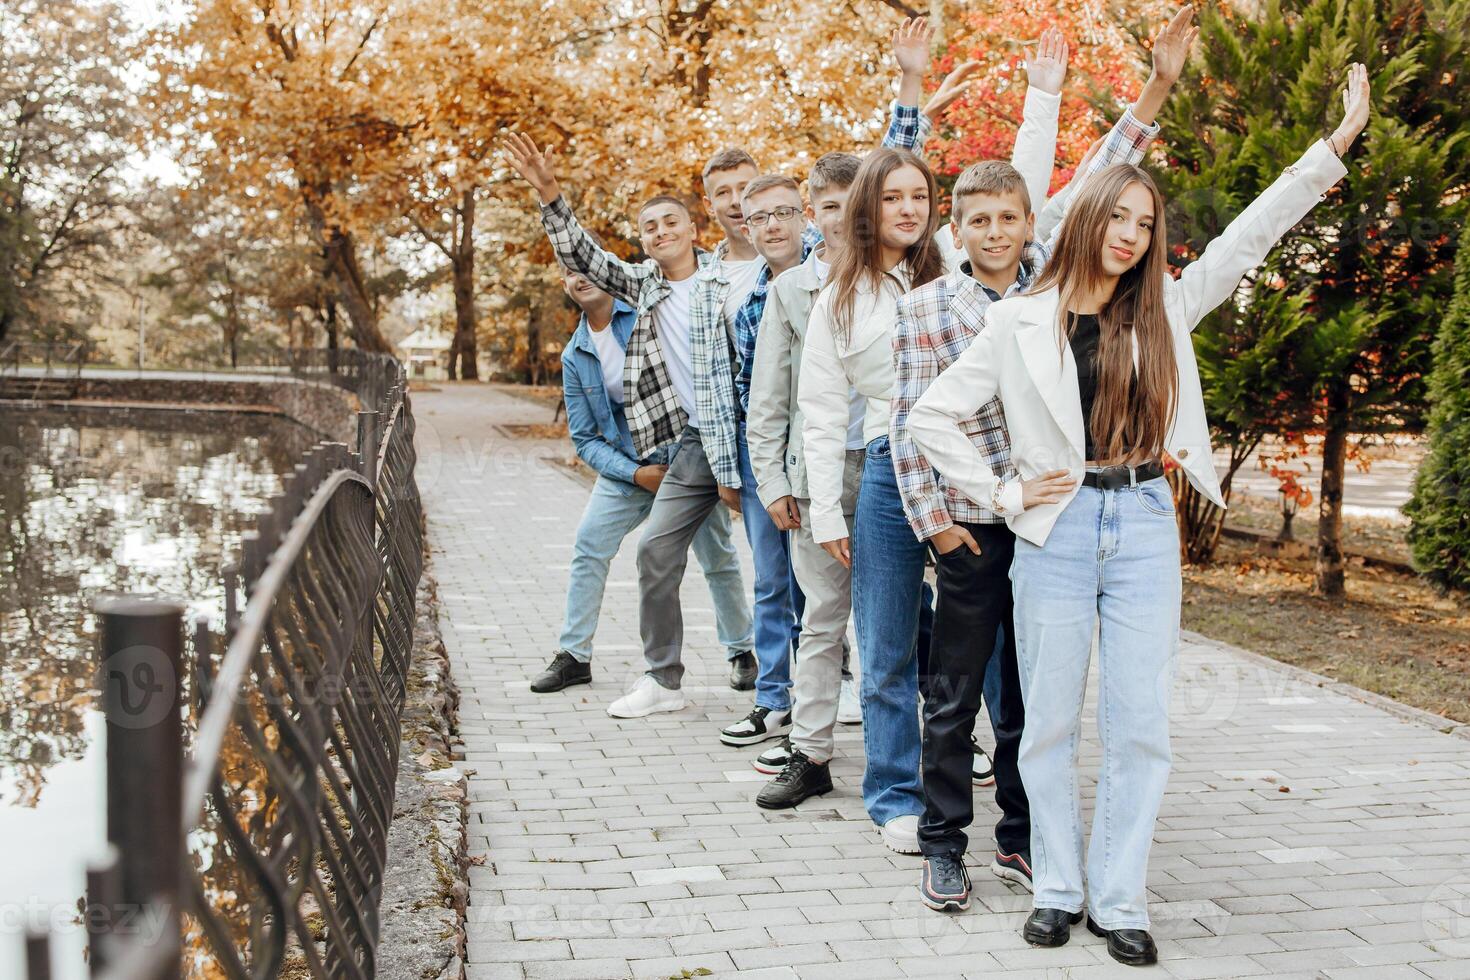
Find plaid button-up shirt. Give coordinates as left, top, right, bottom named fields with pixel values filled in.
left=889, top=105, right=1160, bottom=540
left=539, top=195, right=708, bottom=458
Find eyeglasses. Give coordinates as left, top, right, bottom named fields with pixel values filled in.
left=745, top=206, right=803, bottom=227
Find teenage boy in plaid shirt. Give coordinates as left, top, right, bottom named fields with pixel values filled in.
left=887, top=9, right=1197, bottom=915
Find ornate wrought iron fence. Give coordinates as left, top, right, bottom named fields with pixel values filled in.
left=22, top=351, right=423, bottom=980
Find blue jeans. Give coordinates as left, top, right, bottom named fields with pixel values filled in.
left=559, top=473, right=752, bottom=661
left=738, top=430, right=798, bottom=712
left=1010, top=477, right=1181, bottom=931
left=851, top=436, right=934, bottom=827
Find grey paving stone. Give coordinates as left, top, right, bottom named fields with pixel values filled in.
left=417, top=385, right=1470, bottom=980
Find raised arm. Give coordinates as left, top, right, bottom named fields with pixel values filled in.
left=1010, top=28, right=1069, bottom=210
left=798, top=294, right=860, bottom=555
left=1031, top=9, right=1195, bottom=244
left=889, top=297, right=956, bottom=540
left=1173, top=63, right=1368, bottom=332
left=502, top=133, right=649, bottom=305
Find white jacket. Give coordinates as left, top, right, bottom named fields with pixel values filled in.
left=909, top=139, right=1348, bottom=547
left=799, top=268, right=912, bottom=544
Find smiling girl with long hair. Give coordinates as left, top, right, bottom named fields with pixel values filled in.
left=796, top=146, right=944, bottom=854
left=911, top=64, right=1370, bottom=965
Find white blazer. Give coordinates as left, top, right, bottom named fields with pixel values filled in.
left=909, top=139, right=1348, bottom=547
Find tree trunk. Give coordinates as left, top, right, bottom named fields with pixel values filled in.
left=450, top=189, right=479, bottom=381
left=325, top=299, right=340, bottom=353
left=526, top=311, right=542, bottom=385
left=1316, top=383, right=1350, bottom=597
left=302, top=193, right=393, bottom=354
left=0, top=310, right=11, bottom=347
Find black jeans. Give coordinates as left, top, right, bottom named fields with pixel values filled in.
left=918, top=521, right=1030, bottom=858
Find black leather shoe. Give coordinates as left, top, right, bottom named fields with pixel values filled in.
left=729, top=651, right=757, bottom=691
left=756, top=750, right=832, bottom=809
left=1087, top=917, right=1158, bottom=966
left=530, top=652, right=591, bottom=693
left=1022, top=908, right=1083, bottom=947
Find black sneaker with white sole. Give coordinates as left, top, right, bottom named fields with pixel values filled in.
left=920, top=853, right=971, bottom=912
left=991, top=850, right=1034, bottom=892
left=752, top=736, right=791, bottom=775
left=720, top=705, right=791, bottom=746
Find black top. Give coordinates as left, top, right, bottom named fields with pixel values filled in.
left=1067, top=312, right=1103, bottom=461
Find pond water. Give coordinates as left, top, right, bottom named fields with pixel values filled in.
left=0, top=405, right=316, bottom=978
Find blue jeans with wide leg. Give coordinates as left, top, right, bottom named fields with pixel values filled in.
left=1010, top=476, right=1181, bottom=930
left=851, top=435, right=933, bottom=827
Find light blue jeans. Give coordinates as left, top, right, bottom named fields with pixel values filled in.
left=559, top=474, right=753, bottom=662
left=1010, top=476, right=1181, bottom=931
left=737, top=429, right=798, bottom=712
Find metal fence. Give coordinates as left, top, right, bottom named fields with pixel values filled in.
left=0, top=340, right=84, bottom=399
left=23, top=350, right=423, bottom=979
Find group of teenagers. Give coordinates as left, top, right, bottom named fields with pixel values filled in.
left=503, top=6, right=1371, bottom=966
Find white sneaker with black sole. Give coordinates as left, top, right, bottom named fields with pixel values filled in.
left=752, top=736, right=791, bottom=775
left=720, top=705, right=791, bottom=746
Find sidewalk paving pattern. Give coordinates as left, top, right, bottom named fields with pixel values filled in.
left=414, top=383, right=1470, bottom=980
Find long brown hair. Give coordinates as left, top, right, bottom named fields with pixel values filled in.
left=1030, top=164, right=1177, bottom=465
left=828, top=148, right=945, bottom=341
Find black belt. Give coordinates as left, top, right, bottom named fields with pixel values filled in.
left=1081, top=460, right=1165, bottom=490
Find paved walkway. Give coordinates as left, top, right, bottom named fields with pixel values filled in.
left=414, top=383, right=1470, bottom=980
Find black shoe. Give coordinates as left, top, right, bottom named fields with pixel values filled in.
left=530, top=651, right=591, bottom=693
left=991, top=850, right=1033, bottom=892
left=1022, top=908, right=1083, bottom=948
left=1087, top=917, right=1158, bottom=966
left=919, top=853, right=971, bottom=912
left=729, top=652, right=757, bottom=691
left=756, top=750, right=832, bottom=809
left=720, top=705, right=791, bottom=746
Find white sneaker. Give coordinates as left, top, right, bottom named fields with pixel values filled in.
left=607, top=675, right=685, bottom=718
left=837, top=677, right=862, bottom=724
left=881, top=814, right=921, bottom=854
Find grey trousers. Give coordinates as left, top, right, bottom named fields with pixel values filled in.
left=789, top=449, right=865, bottom=762
left=636, top=426, right=752, bottom=689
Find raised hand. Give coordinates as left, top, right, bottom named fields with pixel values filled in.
left=924, top=60, right=982, bottom=120
left=502, top=132, right=561, bottom=204
left=1148, top=6, right=1198, bottom=86
left=1330, top=62, right=1370, bottom=154
left=1024, top=27, right=1069, bottom=96
left=892, top=17, right=934, bottom=78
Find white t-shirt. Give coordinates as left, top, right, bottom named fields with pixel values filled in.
left=586, top=321, right=624, bottom=405
left=655, top=275, right=699, bottom=427
left=813, top=250, right=866, bottom=450
left=721, top=255, right=765, bottom=336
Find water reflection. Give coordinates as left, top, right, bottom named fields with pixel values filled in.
left=0, top=405, right=315, bottom=978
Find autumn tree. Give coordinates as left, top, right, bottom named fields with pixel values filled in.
left=149, top=0, right=455, bottom=354
left=0, top=0, right=140, bottom=345
left=925, top=0, right=1171, bottom=192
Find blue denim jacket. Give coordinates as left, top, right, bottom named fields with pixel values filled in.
left=561, top=300, right=671, bottom=487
